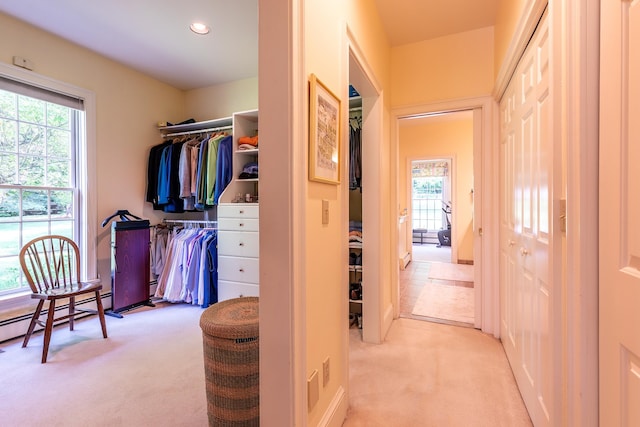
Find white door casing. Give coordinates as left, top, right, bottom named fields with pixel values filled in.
left=499, top=9, right=559, bottom=426
left=599, top=0, right=640, bottom=425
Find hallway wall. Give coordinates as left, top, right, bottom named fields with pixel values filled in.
left=494, top=0, right=529, bottom=79
left=390, top=26, right=494, bottom=107
left=300, top=1, right=393, bottom=425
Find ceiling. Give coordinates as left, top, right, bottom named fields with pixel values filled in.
left=0, top=0, right=498, bottom=91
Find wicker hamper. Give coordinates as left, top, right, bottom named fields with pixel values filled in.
left=200, top=297, right=259, bottom=426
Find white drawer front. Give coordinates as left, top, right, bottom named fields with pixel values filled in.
left=218, top=256, right=259, bottom=283
left=218, top=204, right=259, bottom=219
left=218, top=217, right=259, bottom=232
left=218, top=231, right=259, bottom=257
left=218, top=281, right=259, bottom=302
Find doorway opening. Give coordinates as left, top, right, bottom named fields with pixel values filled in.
left=398, top=111, right=475, bottom=327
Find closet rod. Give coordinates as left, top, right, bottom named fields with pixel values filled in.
left=162, top=219, right=218, bottom=226
left=162, top=125, right=232, bottom=138
left=349, top=107, right=362, bottom=112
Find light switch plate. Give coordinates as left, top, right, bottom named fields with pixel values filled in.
left=322, top=199, right=329, bottom=224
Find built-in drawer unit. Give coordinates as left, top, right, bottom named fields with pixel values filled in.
left=217, top=203, right=259, bottom=302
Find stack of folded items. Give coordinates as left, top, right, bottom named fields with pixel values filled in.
left=239, top=162, right=259, bottom=179
left=238, top=135, right=259, bottom=150
left=349, top=220, right=362, bottom=244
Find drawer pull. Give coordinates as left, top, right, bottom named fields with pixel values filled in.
left=239, top=223, right=244, bottom=227
left=239, top=242, right=245, bottom=247
left=239, top=268, right=245, bottom=272
left=239, top=210, right=244, bottom=214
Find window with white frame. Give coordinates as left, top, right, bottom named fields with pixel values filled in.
left=0, top=75, right=86, bottom=296
left=411, top=159, right=450, bottom=231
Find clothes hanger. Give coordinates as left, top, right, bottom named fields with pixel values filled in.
left=101, top=209, right=143, bottom=227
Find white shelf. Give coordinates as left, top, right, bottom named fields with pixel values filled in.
left=158, top=117, right=232, bottom=135
left=219, top=109, right=259, bottom=204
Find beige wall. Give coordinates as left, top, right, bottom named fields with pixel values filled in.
left=302, top=0, right=393, bottom=424
left=494, top=0, right=529, bottom=79
left=304, top=0, right=347, bottom=423
left=399, top=113, right=474, bottom=262
left=185, top=77, right=258, bottom=120
left=0, top=13, right=185, bottom=294
left=390, top=26, right=494, bottom=107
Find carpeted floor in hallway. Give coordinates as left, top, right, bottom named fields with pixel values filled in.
left=344, top=318, right=532, bottom=426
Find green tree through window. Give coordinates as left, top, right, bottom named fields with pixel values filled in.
left=0, top=88, right=77, bottom=294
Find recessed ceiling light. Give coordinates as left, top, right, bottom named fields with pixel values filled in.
left=190, top=22, right=210, bottom=35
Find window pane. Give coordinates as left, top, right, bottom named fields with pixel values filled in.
left=0, top=118, right=17, bottom=151
left=47, top=128, right=71, bottom=157
left=0, top=153, right=17, bottom=184
left=0, top=222, right=19, bottom=256
left=0, top=256, right=21, bottom=293
left=0, top=188, right=19, bottom=220
left=18, top=154, right=45, bottom=185
left=47, top=103, right=70, bottom=130
left=47, top=158, right=71, bottom=187
left=51, top=190, right=73, bottom=218
left=22, top=221, right=51, bottom=242
left=19, top=123, right=45, bottom=155
left=18, top=95, right=45, bottom=124
left=51, top=220, right=73, bottom=238
left=0, top=90, right=17, bottom=119
left=22, top=190, right=48, bottom=217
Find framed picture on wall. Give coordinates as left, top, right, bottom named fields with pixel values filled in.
left=309, top=73, right=341, bottom=185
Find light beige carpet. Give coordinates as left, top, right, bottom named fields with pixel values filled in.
left=412, top=282, right=474, bottom=324
left=344, top=318, right=532, bottom=426
left=428, top=261, right=474, bottom=282
left=0, top=302, right=208, bottom=426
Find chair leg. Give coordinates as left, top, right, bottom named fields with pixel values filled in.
left=95, top=291, right=108, bottom=339
left=41, top=300, right=56, bottom=363
left=22, top=300, right=44, bottom=348
left=69, top=296, right=75, bottom=331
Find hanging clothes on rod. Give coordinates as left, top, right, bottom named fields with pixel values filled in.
left=349, top=110, right=362, bottom=190
left=153, top=220, right=218, bottom=308
left=146, top=128, right=232, bottom=212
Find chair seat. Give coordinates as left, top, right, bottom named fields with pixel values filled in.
left=33, top=282, right=103, bottom=300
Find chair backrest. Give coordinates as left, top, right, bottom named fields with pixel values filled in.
left=20, top=235, right=80, bottom=293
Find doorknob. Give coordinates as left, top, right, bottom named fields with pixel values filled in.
left=509, top=240, right=516, bottom=247
left=520, top=247, right=529, bottom=256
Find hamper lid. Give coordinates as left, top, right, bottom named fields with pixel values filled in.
left=200, top=297, right=259, bottom=339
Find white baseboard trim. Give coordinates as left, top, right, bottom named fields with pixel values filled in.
left=0, top=293, right=112, bottom=343
left=318, top=386, right=348, bottom=427
left=382, top=303, right=394, bottom=340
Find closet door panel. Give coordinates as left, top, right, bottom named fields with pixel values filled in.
left=218, top=231, right=259, bottom=257
left=218, top=281, right=259, bottom=300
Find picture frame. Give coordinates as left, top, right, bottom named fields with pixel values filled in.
left=309, top=73, right=341, bottom=184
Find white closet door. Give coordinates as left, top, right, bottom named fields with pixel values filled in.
left=599, top=0, right=640, bottom=425
left=499, top=9, right=560, bottom=426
